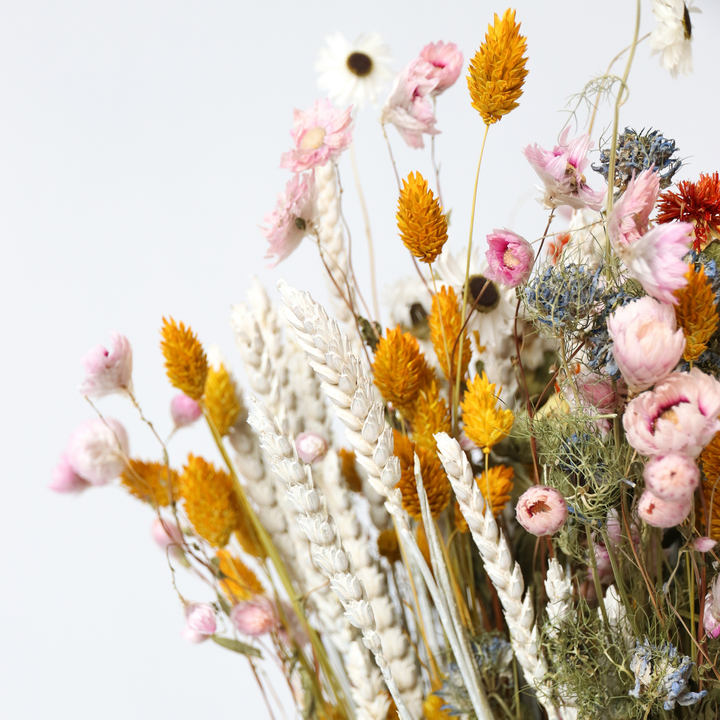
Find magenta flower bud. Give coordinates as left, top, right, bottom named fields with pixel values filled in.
left=484, top=229, right=534, bottom=288
left=65, top=418, right=129, bottom=486
left=184, top=603, right=217, bottom=636
left=78, top=332, right=133, bottom=398
left=151, top=517, right=184, bottom=550
left=231, top=598, right=278, bottom=637
left=295, top=432, right=329, bottom=464
left=643, top=453, right=699, bottom=502
left=704, top=575, right=720, bottom=640
left=170, top=393, right=202, bottom=428
left=419, top=41, right=463, bottom=95
left=49, top=453, right=91, bottom=494
left=515, top=486, right=568, bottom=536
left=693, top=536, right=717, bottom=553
left=637, top=489, right=692, bottom=528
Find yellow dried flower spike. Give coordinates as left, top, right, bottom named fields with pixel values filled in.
left=179, top=454, right=240, bottom=548
left=429, top=285, right=472, bottom=384
left=377, top=528, right=402, bottom=564
left=461, top=371, right=514, bottom=452
left=339, top=448, right=363, bottom=493
left=160, top=317, right=208, bottom=401
left=216, top=549, right=264, bottom=602
left=454, top=501, right=469, bottom=533
left=234, top=522, right=267, bottom=559
left=674, top=263, right=719, bottom=362
left=412, top=381, right=451, bottom=450
left=121, top=459, right=179, bottom=507
left=205, top=364, right=242, bottom=437
left=423, top=692, right=453, bottom=720
left=467, top=8, right=529, bottom=125
left=701, top=433, right=720, bottom=539
left=397, top=171, right=448, bottom=264
left=477, top=464, right=514, bottom=517
left=373, top=325, right=434, bottom=417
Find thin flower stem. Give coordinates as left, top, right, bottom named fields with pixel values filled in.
left=586, top=525, right=610, bottom=630
left=431, top=97, right=444, bottom=208
left=381, top=124, right=402, bottom=190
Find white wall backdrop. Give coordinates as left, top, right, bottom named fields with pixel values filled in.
left=2, top=1, right=718, bottom=717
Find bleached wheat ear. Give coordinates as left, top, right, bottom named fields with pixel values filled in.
left=435, top=432, right=560, bottom=720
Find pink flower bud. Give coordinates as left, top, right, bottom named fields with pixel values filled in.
left=49, top=453, right=91, bottom=494
left=418, top=41, right=463, bottom=95
left=231, top=598, right=278, bottom=637
left=643, top=453, right=699, bottom=502
left=181, top=627, right=209, bottom=644
left=79, top=332, right=133, bottom=398
left=295, top=432, right=329, bottom=464
left=704, top=574, right=720, bottom=639
left=170, top=394, right=202, bottom=428
left=637, top=489, right=692, bottom=528
left=693, top=536, right=717, bottom=553
left=515, top=486, right=568, bottom=536
left=484, top=229, right=534, bottom=288
left=592, top=541, right=614, bottom=583
left=576, top=373, right=626, bottom=413
left=184, top=603, right=217, bottom=636
left=151, top=518, right=184, bottom=550
left=606, top=508, right=640, bottom=549
left=65, top=418, right=129, bottom=486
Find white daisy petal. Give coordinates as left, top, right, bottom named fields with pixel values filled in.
left=650, top=0, right=700, bottom=78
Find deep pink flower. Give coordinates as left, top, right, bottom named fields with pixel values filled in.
left=231, top=598, right=279, bottom=637
left=693, top=536, right=717, bottom=553
left=608, top=169, right=661, bottom=248
left=523, top=128, right=604, bottom=210
left=644, top=453, right=699, bottom=502
left=184, top=603, right=217, bottom=636
left=637, top=489, right=692, bottom=527
left=704, top=575, right=720, bottom=640
left=78, top=332, right=133, bottom=398
left=49, top=453, right=91, bottom=494
left=380, top=58, right=439, bottom=149
left=280, top=100, right=353, bottom=173
left=515, top=486, right=568, bottom=536
left=65, top=418, right=129, bottom=486
left=261, top=173, right=317, bottom=266
left=295, top=432, right=329, bottom=464
left=623, top=369, right=720, bottom=458
left=170, top=394, right=202, bottom=428
left=484, top=229, right=534, bottom=287
left=419, top=41, right=463, bottom=94
left=607, top=297, right=685, bottom=393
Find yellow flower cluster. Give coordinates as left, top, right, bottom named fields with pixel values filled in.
left=429, top=285, right=471, bottom=384
left=216, top=549, right=264, bottom=602
left=674, top=263, right=719, bottom=362
left=455, top=464, right=515, bottom=532
left=412, top=381, right=451, bottom=451
left=121, top=459, right=179, bottom=507
left=460, top=372, right=514, bottom=452
left=160, top=317, right=208, bottom=401
left=205, top=364, right=242, bottom=437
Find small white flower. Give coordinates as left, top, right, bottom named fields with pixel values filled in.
left=650, top=0, right=701, bottom=78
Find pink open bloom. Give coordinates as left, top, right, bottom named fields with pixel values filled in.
left=380, top=58, right=439, bottom=149
left=65, top=418, right=129, bottom=486
left=49, top=453, right=91, bottom=494
left=515, top=486, right=568, bottom=536
left=295, top=432, right=329, bottom=464
left=484, top=229, right=534, bottom=287
left=644, top=453, right=699, bottom=502
left=170, top=393, right=202, bottom=428
left=261, top=173, right=317, bottom=266
left=78, top=332, right=133, bottom=398
left=231, top=598, right=279, bottom=637
left=184, top=603, right=217, bottom=636
left=418, top=41, right=463, bottom=95
left=623, top=368, right=720, bottom=458
left=704, top=575, right=720, bottom=640
left=637, top=488, right=692, bottom=528
left=523, top=128, right=604, bottom=211
left=608, top=169, right=660, bottom=248
left=607, top=297, right=685, bottom=393
left=279, top=100, right=353, bottom=174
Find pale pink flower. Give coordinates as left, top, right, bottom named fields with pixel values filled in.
left=693, top=536, right=717, bottom=553
left=515, top=486, right=568, bottom=536
left=637, top=489, right=692, bottom=527
left=181, top=627, right=208, bottom=643
left=523, top=128, right=604, bottom=211
left=418, top=41, right=463, bottom=94
left=170, top=393, right=202, bottom=428
left=576, top=372, right=626, bottom=413
left=184, top=603, right=217, bottom=636
left=644, top=453, right=699, bottom=502
left=380, top=58, right=439, bottom=149
left=623, top=369, right=720, bottom=458
left=612, top=222, right=693, bottom=304
left=78, top=332, right=133, bottom=398
left=607, top=297, right=685, bottom=393
left=704, top=575, right=720, bottom=640
left=151, top=517, right=184, bottom=551
left=592, top=540, right=615, bottom=583
left=484, top=229, right=534, bottom=287
left=49, top=453, right=91, bottom=494
left=65, top=418, right=129, bottom=486
left=231, top=598, right=279, bottom=637
left=261, top=173, right=317, bottom=266
left=606, top=508, right=640, bottom=550
left=608, top=169, right=660, bottom=249
left=279, top=100, right=353, bottom=174
left=295, top=432, right=329, bottom=464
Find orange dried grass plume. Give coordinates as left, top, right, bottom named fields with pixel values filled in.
left=412, top=381, right=451, bottom=450
left=160, top=317, right=208, bottom=401
left=461, top=371, right=514, bottom=452
left=339, top=448, right=363, bottom=493
left=701, top=433, right=720, bottom=539
left=216, top=549, right=264, bottom=602
left=397, top=171, right=448, bottom=264
left=205, top=364, right=242, bottom=437
left=121, top=459, right=179, bottom=507
left=674, top=263, right=719, bottom=362
left=429, top=285, right=471, bottom=384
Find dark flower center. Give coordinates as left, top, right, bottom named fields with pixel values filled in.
left=683, top=2, right=692, bottom=40
left=528, top=500, right=551, bottom=516
left=409, top=302, right=428, bottom=327
left=347, top=52, right=373, bottom=77
left=294, top=217, right=307, bottom=231
left=467, top=274, right=500, bottom=313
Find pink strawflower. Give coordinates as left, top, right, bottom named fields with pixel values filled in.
left=637, top=489, right=692, bottom=528
left=418, top=41, right=463, bottom=95
left=49, top=453, right=91, bottom=494
left=643, top=453, right=699, bottom=502
left=523, top=128, right=604, bottom=211
left=151, top=517, right=184, bottom=551
left=279, top=100, right=353, bottom=174
left=170, top=393, right=202, bottom=428
left=65, top=418, right=129, bottom=486
left=576, top=372, right=626, bottom=414
left=295, top=432, right=329, bottom=464
left=693, top=536, right=717, bottom=553
left=78, top=332, right=133, bottom=398
left=380, top=58, right=439, bottom=149
left=592, top=540, right=615, bottom=583
left=612, top=222, right=693, bottom=304
left=184, top=603, right=217, bottom=636
left=484, top=229, right=534, bottom=288
left=231, top=598, right=279, bottom=637
left=261, top=173, right=317, bottom=266
left=608, top=169, right=660, bottom=249
left=623, top=368, right=720, bottom=458
left=515, top=486, right=568, bottom=536
left=704, top=575, right=720, bottom=640
left=607, top=297, right=685, bottom=393
left=606, top=508, right=640, bottom=550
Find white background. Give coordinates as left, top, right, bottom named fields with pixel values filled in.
left=2, top=1, right=718, bottom=718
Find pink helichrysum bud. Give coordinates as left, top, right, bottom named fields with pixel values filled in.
left=231, top=598, right=279, bottom=637
left=693, top=536, right=717, bottom=553
left=181, top=626, right=208, bottom=644
left=295, top=432, right=329, bottom=464
left=184, top=603, right=217, bottom=636
left=65, top=418, right=129, bottom=486
left=576, top=372, right=626, bottom=413
left=606, top=297, right=685, bottom=393
left=484, top=229, right=534, bottom=288
left=623, top=368, right=720, bottom=458
left=150, top=517, right=184, bottom=550
left=643, top=453, right=699, bottom=502
left=49, top=453, right=91, bottom=494
left=78, top=332, right=133, bottom=398
left=418, top=41, right=463, bottom=94
left=608, top=168, right=660, bottom=249
left=170, top=393, right=202, bottom=428
left=606, top=508, right=640, bottom=550
left=515, top=486, right=568, bottom=536
left=592, top=541, right=614, bottom=583
left=704, top=576, right=720, bottom=640
left=637, top=489, right=692, bottom=528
